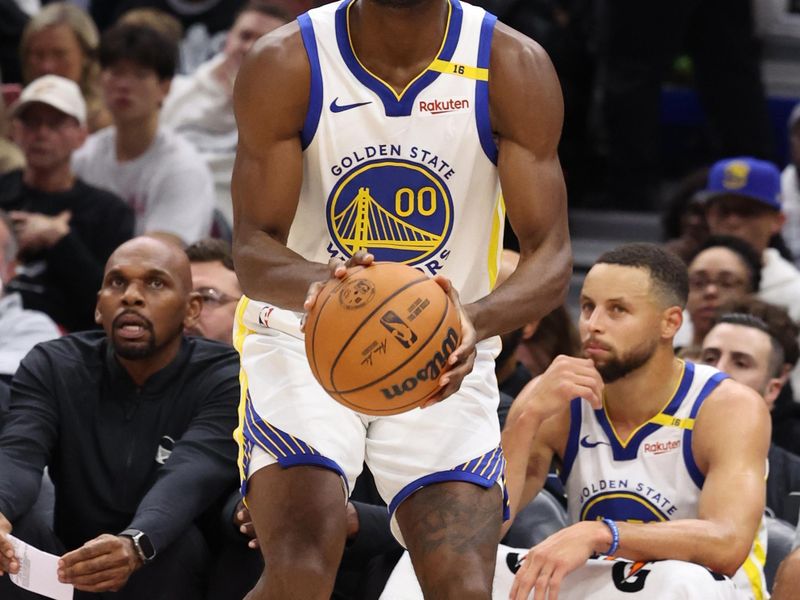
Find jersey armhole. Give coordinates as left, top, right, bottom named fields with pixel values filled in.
left=682, top=372, right=728, bottom=489
left=475, top=12, right=497, bottom=164
left=298, top=13, right=323, bottom=149
left=559, top=397, right=582, bottom=483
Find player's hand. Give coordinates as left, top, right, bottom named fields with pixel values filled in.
left=510, top=521, right=609, bottom=600
left=508, top=356, right=603, bottom=426
left=0, top=512, right=19, bottom=576
left=301, top=251, right=374, bottom=331
left=422, top=276, right=477, bottom=407
left=58, top=534, right=142, bottom=592
left=234, top=500, right=259, bottom=549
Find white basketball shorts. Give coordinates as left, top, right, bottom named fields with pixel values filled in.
left=232, top=297, right=508, bottom=545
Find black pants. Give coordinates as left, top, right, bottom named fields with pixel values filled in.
left=0, top=510, right=210, bottom=600
left=597, top=0, right=774, bottom=209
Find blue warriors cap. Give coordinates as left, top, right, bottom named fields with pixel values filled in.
left=704, top=157, right=782, bottom=210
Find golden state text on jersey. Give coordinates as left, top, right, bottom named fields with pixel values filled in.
left=287, top=0, right=504, bottom=305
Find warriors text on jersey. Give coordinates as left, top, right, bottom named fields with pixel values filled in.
left=562, top=361, right=768, bottom=600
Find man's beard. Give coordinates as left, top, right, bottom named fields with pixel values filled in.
left=594, top=338, right=658, bottom=383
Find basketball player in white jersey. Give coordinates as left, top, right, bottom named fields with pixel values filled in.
left=231, top=0, right=571, bottom=597
left=503, top=243, right=770, bottom=600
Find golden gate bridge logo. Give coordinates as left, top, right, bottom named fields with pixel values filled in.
left=327, top=159, right=453, bottom=264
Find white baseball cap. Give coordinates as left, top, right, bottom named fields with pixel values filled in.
left=10, top=75, right=87, bottom=127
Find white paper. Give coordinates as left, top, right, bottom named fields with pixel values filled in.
left=7, top=534, right=73, bottom=600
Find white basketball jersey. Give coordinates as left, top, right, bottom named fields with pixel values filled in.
left=562, top=361, right=768, bottom=600
left=290, top=0, right=503, bottom=304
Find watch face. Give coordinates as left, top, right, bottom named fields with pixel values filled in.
left=136, top=533, right=156, bottom=560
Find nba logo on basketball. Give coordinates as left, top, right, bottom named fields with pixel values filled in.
left=379, top=310, right=417, bottom=348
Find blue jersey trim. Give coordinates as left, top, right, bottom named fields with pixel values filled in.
left=475, top=12, right=497, bottom=164
left=298, top=13, right=323, bottom=149
left=595, top=361, right=695, bottom=461
left=335, top=0, right=464, bottom=117
left=388, top=447, right=509, bottom=521
left=682, top=369, right=728, bottom=489
left=559, top=398, right=583, bottom=483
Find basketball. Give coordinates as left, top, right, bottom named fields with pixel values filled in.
left=305, top=262, right=462, bottom=415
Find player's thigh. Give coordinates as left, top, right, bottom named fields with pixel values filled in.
left=246, top=461, right=349, bottom=560
left=396, top=480, right=501, bottom=592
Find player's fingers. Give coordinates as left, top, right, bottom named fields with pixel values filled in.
left=511, top=558, right=538, bottom=600
left=303, top=280, right=326, bottom=312
left=68, top=564, right=128, bottom=587
left=247, top=538, right=260, bottom=549
left=345, top=250, right=374, bottom=268
left=547, top=569, right=564, bottom=600
left=533, top=568, right=553, bottom=600
left=239, top=522, right=256, bottom=539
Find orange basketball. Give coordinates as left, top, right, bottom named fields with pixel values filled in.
left=305, top=262, right=462, bottom=415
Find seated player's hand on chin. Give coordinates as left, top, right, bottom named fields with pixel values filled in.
left=57, top=534, right=143, bottom=593
left=508, top=355, right=603, bottom=429
left=301, top=250, right=375, bottom=332
left=510, top=521, right=612, bottom=600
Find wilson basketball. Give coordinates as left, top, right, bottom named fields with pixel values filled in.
left=305, top=262, right=462, bottom=415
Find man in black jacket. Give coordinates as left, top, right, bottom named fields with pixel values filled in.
left=1, top=74, right=133, bottom=332
left=0, top=236, right=240, bottom=599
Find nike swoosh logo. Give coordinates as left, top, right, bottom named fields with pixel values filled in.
left=580, top=435, right=610, bottom=449
left=330, top=97, right=372, bottom=113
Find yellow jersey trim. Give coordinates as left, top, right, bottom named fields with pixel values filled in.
left=429, top=59, right=489, bottom=81
left=487, top=193, right=505, bottom=290
left=603, top=360, right=686, bottom=448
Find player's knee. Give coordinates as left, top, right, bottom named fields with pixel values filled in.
left=418, top=560, right=492, bottom=600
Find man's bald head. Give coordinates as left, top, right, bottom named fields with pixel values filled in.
left=97, top=236, right=201, bottom=363
left=105, top=236, right=193, bottom=294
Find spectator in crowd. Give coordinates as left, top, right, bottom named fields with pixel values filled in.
left=712, top=296, right=800, bottom=458
left=704, top=157, right=800, bottom=321
left=184, top=238, right=241, bottom=345
left=597, top=0, right=773, bottom=210
left=0, top=75, right=133, bottom=332
left=661, top=167, right=710, bottom=264
left=0, top=210, right=59, bottom=383
left=72, top=23, right=215, bottom=246
left=703, top=157, right=800, bottom=396
left=673, top=235, right=761, bottom=351
left=700, top=307, right=800, bottom=525
left=20, top=2, right=111, bottom=132
left=781, top=103, right=800, bottom=267
left=0, top=94, right=25, bottom=176
left=0, top=0, right=29, bottom=84
left=0, top=236, right=240, bottom=599
left=162, top=1, right=290, bottom=226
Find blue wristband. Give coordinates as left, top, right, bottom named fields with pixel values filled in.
left=601, top=518, right=619, bottom=556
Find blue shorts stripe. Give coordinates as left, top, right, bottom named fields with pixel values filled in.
left=388, top=445, right=510, bottom=521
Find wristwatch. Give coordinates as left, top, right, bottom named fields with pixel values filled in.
left=119, top=529, right=156, bottom=563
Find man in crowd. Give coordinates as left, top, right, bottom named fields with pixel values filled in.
left=503, top=243, right=769, bottom=599
left=72, top=23, right=214, bottom=246
left=0, top=74, right=133, bottom=331
left=0, top=236, right=240, bottom=599
left=162, top=1, right=290, bottom=226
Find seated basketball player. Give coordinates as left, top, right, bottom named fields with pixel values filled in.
left=231, top=0, right=571, bottom=597
left=503, top=243, right=770, bottom=600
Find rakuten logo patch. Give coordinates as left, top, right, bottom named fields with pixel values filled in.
left=418, top=98, right=470, bottom=115
left=643, top=440, right=681, bottom=455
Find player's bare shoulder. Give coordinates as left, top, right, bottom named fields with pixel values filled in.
left=233, top=21, right=310, bottom=144
left=487, top=21, right=563, bottom=141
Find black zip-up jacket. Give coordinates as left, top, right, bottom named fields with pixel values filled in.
left=0, top=332, right=240, bottom=554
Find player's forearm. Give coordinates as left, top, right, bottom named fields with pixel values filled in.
left=467, top=238, right=571, bottom=342
left=500, top=409, right=547, bottom=532
left=233, top=227, right=330, bottom=311
left=614, top=519, right=752, bottom=576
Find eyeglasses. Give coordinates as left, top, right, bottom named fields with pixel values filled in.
left=688, top=273, right=747, bottom=292
left=195, top=287, right=239, bottom=307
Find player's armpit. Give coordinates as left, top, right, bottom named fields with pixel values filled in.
left=467, top=24, right=571, bottom=342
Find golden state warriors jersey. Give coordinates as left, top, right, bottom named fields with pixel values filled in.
left=562, top=361, right=768, bottom=600
left=291, top=0, right=503, bottom=304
